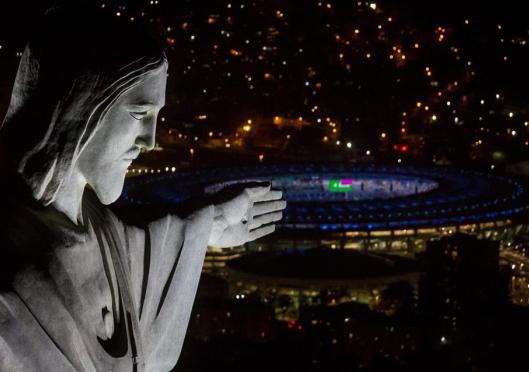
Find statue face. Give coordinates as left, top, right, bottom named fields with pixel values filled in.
left=77, top=65, right=167, bottom=204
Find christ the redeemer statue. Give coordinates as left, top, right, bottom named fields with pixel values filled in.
left=0, top=5, right=285, bottom=372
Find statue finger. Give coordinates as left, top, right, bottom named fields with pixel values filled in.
left=254, top=189, right=283, bottom=202
left=248, top=211, right=283, bottom=230
left=252, top=200, right=287, bottom=216
left=248, top=224, right=276, bottom=241
left=244, top=184, right=271, bottom=198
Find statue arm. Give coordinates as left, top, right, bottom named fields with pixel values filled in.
left=120, top=205, right=214, bottom=371
left=119, top=183, right=285, bottom=370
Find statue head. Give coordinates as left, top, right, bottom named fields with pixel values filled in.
left=76, top=64, right=167, bottom=204
left=0, top=4, right=167, bottom=205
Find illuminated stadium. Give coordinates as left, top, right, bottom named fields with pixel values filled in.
left=121, top=164, right=529, bottom=254
left=224, top=248, right=420, bottom=321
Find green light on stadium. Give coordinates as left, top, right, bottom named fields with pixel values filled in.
left=329, top=179, right=353, bottom=192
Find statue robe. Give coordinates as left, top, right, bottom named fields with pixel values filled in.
left=0, top=192, right=214, bottom=372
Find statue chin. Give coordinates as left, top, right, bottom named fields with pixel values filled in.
left=90, top=176, right=126, bottom=205
left=98, top=193, right=120, bottom=206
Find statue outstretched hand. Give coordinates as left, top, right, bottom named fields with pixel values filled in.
left=208, top=183, right=286, bottom=248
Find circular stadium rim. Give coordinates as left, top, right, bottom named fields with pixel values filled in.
left=119, top=163, right=529, bottom=233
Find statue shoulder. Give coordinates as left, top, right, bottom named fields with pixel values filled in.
left=0, top=197, right=56, bottom=291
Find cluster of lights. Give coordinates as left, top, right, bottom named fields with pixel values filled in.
left=1, top=1, right=509, bottom=166
left=436, top=26, right=447, bottom=42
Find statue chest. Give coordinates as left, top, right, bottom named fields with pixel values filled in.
left=8, top=237, right=135, bottom=372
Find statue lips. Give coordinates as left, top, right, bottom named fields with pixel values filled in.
left=123, top=148, right=141, bottom=162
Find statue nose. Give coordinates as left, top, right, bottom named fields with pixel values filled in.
left=135, top=116, right=156, bottom=150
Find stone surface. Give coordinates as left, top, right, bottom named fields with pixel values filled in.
left=0, top=4, right=284, bottom=372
